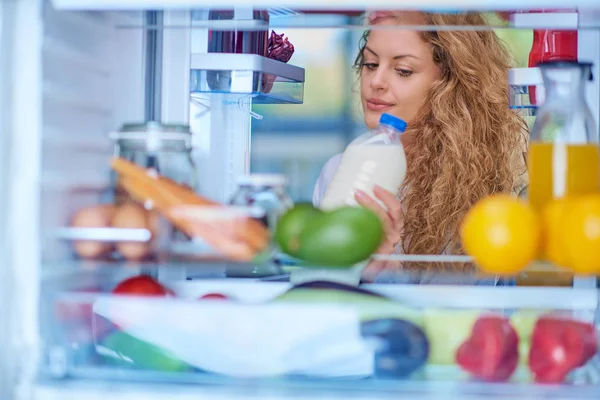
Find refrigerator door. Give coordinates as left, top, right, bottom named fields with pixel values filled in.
left=0, top=1, right=44, bottom=398
left=0, top=1, right=147, bottom=398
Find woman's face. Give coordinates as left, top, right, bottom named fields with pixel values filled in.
left=360, top=14, right=441, bottom=129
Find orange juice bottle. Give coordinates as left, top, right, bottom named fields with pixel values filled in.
left=528, top=61, right=598, bottom=212
left=522, top=60, right=598, bottom=286
left=528, top=143, right=600, bottom=212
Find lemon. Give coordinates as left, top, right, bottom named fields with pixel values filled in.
left=460, top=194, right=541, bottom=275
left=563, top=195, right=600, bottom=275
left=540, top=198, right=572, bottom=267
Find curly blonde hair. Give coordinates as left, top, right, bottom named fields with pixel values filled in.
left=355, top=12, right=528, bottom=259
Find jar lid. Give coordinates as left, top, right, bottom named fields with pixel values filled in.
left=110, top=121, right=192, bottom=152
left=236, top=174, right=288, bottom=187
left=119, top=121, right=191, bottom=134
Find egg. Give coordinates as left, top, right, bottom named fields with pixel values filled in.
left=112, top=202, right=157, bottom=261
left=70, top=204, right=116, bottom=260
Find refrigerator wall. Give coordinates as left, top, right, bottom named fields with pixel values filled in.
left=0, top=1, right=146, bottom=397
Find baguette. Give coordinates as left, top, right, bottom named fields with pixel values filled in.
left=111, top=158, right=269, bottom=259
left=112, top=158, right=269, bottom=249
left=119, top=176, right=257, bottom=261
left=112, top=157, right=216, bottom=206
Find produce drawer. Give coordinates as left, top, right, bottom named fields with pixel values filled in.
left=40, top=271, right=600, bottom=390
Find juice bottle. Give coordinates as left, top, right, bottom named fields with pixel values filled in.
left=528, top=29, right=578, bottom=105
left=527, top=61, right=598, bottom=213
left=528, top=143, right=599, bottom=212
left=521, top=60, right=598, bottom=287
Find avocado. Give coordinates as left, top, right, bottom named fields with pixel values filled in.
left=275, top=203, right=323, bottom=257
left=99, top=331, right=190, bottom=372
left=297, top=207, right=384, bottom=267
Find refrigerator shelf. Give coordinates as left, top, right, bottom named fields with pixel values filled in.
left=56, top=227, right=152, bottom=243
left=50, top=0, right=600, bottom=12
left=54, top=226, right=275, bottom=267
left=190, top=53, right=305, bottom=104
left=508, top=67, right=543, bottom=87
left=31, top=377, right=600, bottom=400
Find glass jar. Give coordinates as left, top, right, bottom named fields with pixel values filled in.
left=110, top=122, right=197, bottom=205
left=207, top=10, right=270, bottom=57
left=229, top=174, right=293, bottom=230
left=206, top=10, right=270, bottom=92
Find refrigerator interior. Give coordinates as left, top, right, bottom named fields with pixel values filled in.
left=1, top=0, right=600, bottom=399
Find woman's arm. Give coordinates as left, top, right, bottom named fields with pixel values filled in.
left=354, top=185, right=404, bottom=281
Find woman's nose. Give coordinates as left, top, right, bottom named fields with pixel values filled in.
left=369, top=68, right=389, bottom=91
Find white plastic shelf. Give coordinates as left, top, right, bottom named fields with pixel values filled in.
left=508, top=67, right=543, bottom=87
left=51, top=0, right=600, bottom=11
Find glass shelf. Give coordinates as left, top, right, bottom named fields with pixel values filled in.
left=190, top=53, right=304, bottom=104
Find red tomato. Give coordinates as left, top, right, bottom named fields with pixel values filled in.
left=109, top=275, right=173, bottom=331
left=199, top=293, right=229, bottom=300
left=112, top=275, right=172, bottom=296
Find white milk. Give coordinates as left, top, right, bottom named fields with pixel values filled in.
left=320, top=144, right=407, bottom=211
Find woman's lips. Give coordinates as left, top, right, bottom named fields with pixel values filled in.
left=366, top=100, right=394, bottom=111
left=367, top=11, right=395, bottom=24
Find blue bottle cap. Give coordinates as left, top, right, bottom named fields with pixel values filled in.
left=379, top=113, right=408, bottom=132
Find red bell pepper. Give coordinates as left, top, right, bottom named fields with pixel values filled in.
left=529, top=317, right=597, bottom=383
left=456, top=315, right=520, bottom=382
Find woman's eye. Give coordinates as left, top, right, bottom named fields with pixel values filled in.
left=396, top=69, right=413, bottom=77
left=362, top=63, right=378, bottom=70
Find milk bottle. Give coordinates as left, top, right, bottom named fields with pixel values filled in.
left=320, top=113, right=407, bottom=211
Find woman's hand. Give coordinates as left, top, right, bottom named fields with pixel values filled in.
left=354, top=185, right=403, bottom=280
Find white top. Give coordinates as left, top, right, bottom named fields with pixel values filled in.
left=312, top=153, right=343, bottom=208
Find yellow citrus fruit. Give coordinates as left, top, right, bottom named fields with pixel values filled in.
left=460, top=194, right=541, bottom=274
left=563, top=195, right=600, bottom=275
left=540, top=198, right=572, bottom=267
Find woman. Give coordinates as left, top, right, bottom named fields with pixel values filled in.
left=313, top=11, right=528, bottom=284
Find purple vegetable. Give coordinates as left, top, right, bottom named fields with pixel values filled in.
left=267, top=31, right=295, bottom=63
left=262, top=31, right=295, bottom=94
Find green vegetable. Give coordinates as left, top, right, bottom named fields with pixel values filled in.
left=297, top=207, right=384, bottom=268
left=275, top=287, right=422, bottom=325
left=99, top=331, right=190, bottom=372
left=274, top=203, right=323, bottom=256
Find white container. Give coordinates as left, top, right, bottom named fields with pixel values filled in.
left=320, top=113, right=407, bottom=210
